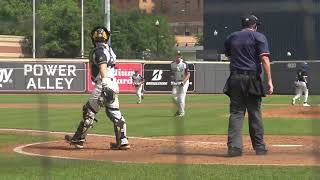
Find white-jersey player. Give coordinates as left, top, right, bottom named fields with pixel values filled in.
left=132, top=70, right=144, bottom=104
left=292, top=62, right=310, bottom=107
left=170, top=51, right=190, bottom=117
left=65, top=26, right=130, bottom=150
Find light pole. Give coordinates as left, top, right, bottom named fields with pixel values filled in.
left=32, top=0, right=36, bottom=58
left=80, top=0, right=84, bottom=58
left=104, top=0, right=111, bottom=44
left=155, top=20, right=160, bottom=58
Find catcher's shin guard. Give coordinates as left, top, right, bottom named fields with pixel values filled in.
left=69, top=103, right=97, bottom=144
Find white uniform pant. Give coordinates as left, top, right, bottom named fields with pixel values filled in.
left=172, top=80, right=189, bottom=114
left=88, top=78, right=128, bottom=144
left=293, top=81, right=309, bottom=103
left=135, top=84, right=144, bottom=100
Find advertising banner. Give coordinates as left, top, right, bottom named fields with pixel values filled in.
left=143, top=63, right=195, bottom=92
left=87, top=63, right=142, bottom=92
left=0, top=62, right=86, bottom=92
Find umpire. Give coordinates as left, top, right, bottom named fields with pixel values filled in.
left=223, top=14, right=274, bottom=157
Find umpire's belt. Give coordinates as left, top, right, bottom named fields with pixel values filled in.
left=231, top=70, right=258, bottom=76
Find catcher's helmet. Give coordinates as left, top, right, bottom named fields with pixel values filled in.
left=90, top=26, right=110, bottom=45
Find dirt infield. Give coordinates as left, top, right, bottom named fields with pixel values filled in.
left=1, top=129, right=319, bottom=166
left=263, top=106, right=320, bottom=119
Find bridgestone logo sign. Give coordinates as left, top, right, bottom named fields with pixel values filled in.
left=0, top=62, right=86, bottom=92
left=143, top=64, right=195, bottom=92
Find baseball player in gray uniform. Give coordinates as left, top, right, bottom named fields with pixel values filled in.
left=132, top=70, right=144, bottom=104
left=65, top=26, right=130, bottom=150
left=170, top=51, right=190, bottom=117
left=292, top=62, right=310, bottom=107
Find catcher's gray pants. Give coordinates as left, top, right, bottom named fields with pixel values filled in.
left=86, top=79, right=128, bottom=145
left=227, top=74, right=266, bottom=151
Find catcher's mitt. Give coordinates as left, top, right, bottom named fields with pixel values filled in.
left=98, top=87, right=116, bottom=106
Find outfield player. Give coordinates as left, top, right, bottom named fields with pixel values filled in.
left=65, top=26, right=130, bottom=150
left=170, top=51, right=190, bottom=117
left=292, top=62, right=310, bottom=107
left=132, top=70, right=144, bottom=104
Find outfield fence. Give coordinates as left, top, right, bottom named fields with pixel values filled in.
left=0, top=58, right=319, bottom=94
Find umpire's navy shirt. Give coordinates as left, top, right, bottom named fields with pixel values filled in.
left=224, top=28, right=270, bottom=73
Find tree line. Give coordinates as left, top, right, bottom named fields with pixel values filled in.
left=0, top=0, right=175, bottom=59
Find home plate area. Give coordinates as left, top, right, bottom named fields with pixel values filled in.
left=16, top=134, right=320, bottom=166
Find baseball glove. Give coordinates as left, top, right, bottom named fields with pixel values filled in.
left=98, top=87, right=116, bottom=106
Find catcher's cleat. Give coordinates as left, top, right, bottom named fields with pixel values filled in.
left=64, top=135, right=84, bottom=149
left=110, top=142, right=131, bottom=150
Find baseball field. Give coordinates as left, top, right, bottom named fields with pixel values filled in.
left=0, top=94, right=319, bottom=179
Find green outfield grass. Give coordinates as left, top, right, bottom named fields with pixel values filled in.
left=0, top=94, right=319, bottom=179
left=0, top=94, right=318, bottom=136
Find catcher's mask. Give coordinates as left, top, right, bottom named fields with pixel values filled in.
left=91, top=26, right=110, bottom=46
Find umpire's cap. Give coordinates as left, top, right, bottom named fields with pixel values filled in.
left=241, top=14, right=261, bottom=27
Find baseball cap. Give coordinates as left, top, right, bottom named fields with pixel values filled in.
left=241, top=14, right=261, bottom=27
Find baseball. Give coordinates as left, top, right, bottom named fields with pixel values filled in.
left=213, top=30, right=218, bottom=36
left=287, top=51, right=292, bottom=56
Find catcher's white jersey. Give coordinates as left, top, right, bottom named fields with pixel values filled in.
left=170, top=59, right=189, bottom=82
left=132, top=74, right=143, bottom=85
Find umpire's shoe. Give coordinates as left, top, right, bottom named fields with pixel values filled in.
left=227, top=147, right=242, bottom=157
left=255, top=147, right=268, bottom=155
left=64, top=135, right=84, bottom=149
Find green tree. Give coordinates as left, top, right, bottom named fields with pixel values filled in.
left=0, top=0, right=176, bottom=59
left=111, top=10, right=175, bottom=59
left=37, top=0, right=81, bottom=57
left=0, top=0, right=32, bottom=35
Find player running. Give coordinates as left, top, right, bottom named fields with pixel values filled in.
left=132, top=70, right=144, bottom=104
left=170, top=51, right=190, bottom=117
left=64, top=26, right=130, bottom=150
left=292, top=62, right=310, bottom=107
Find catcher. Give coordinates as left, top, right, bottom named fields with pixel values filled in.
left=65, top=26, right=130, bottom=150
left=132, top=70, right=144, bottom=104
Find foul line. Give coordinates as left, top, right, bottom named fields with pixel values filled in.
left=272, top=145, right=304, bottom=147
left=0, top=128, right=225, bottom=145
left=0, top=128, right=307, bottom=147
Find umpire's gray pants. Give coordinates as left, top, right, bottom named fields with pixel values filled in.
left=227, top=74, right=266, bottom=151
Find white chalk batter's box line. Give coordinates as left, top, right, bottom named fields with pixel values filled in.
left=0, top=128, right=306, bottom=147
